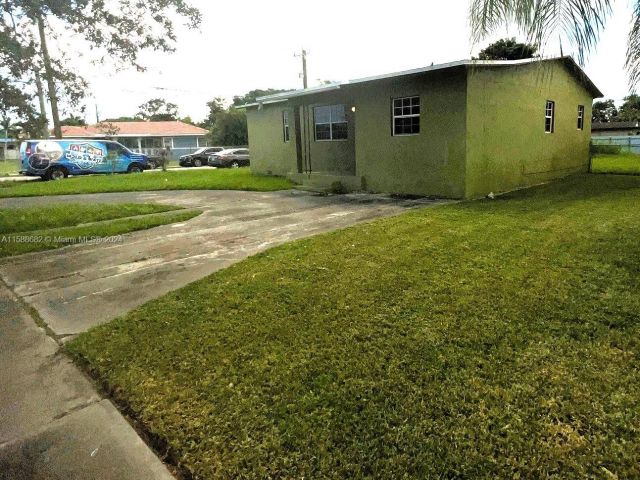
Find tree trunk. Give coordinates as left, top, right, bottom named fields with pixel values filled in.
left=34, top=71, right=49, bottom=138
left=36, top=14, right=61, bottom=139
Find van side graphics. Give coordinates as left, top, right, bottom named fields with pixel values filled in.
left=66, top=143, right=106, bottom=169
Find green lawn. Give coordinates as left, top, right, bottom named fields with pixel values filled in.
left=591, top=152, right=640, bottom=175
left=0, top=168, right=293, bottom=198
left=67, top=174, right=640, bottom=479
left=0, top=159, right=20, bottom=176
left=0, top=203, right=200, bottom=257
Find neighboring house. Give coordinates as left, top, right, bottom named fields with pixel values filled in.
left=591, top=121, right=640, bottom=137
left=591, top=122, right=640, bottom=154
left=243, top=56, right=601, bottom=199
left=58, top=121, right=209, bottom=159
left=0, top=138, right=20, bottom=160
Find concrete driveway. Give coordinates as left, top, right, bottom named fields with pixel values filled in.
left=0, top=190, right=443, bottom=339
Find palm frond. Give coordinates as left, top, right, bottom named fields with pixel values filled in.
left=470, top=0, right=613, bottom=65
left=627, top=0, right=640, bottom=89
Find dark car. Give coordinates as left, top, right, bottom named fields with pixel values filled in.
left=179, top=147, right=225, bottom=167
left=208, top=148, right=250, bottom=168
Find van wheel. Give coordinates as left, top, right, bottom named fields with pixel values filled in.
left=127, top=163, right=143, bottom=173
left=230, top=161, right=240, bottom=168
left=46, top=167, right=67, bottom=181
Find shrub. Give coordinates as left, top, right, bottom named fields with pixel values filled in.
left=591, top=143, right=622, bottom=155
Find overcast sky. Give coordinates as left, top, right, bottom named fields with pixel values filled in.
left=68, top=0, right=634, bottom=124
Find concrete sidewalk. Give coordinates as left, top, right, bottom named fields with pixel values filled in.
left=0, top=283, right=175, bottom=480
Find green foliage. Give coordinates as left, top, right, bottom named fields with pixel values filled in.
left=201, top=97, right=226, bottom=130
left=477, top=37, right=537, bottom=60
left=592, top=99, right=619, bottom=122
left=208, top=111, right=248, bottom=146
left=103, top=116, right=142, bottom=122
left=231, top=89, right=288, bottom=107
left=68, top=174, right=640, bottom=479
left=469, top=0, right=640, bottom=89
left=590, top=144, right=622, bottom=155
left=329, top=181, right=348, bottom=194
left=60, top=115, right=87, bottom=127
left=591, top=153, right=640, bottom=174
left=618, top=94, right=640, bottom=122
left=0, top=204, right=200, bottom=257
left=136, top=98, right=179, bottom=121
left=0, top=169, right=293, bottom=198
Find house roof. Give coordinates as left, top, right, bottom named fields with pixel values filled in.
left=239, top=56, right=602, bottom=108
left=592, top=121, right=640, bottom=131
left=59, top=121, right=207, bottom=138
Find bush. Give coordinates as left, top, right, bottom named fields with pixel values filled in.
left=329, top=181, right=348, bottom=194
left=591, top=143, right=622, bottom=155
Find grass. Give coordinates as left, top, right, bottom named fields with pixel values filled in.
left=67, top=174, right=640, bottom=479
left=0, top=203, right=200, bottom=257
left=0, top=159, right=20, bottom=176
left=0, top=168, right=293, bottom=198
left=591, top=152, right=640, bottom=175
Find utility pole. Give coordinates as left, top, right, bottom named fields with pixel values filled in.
left=34, top=71, right=49, bottom=138
left=95, top=104, right=100, bottom=123
left=295, top=49, right=308, bottom=89
left=36, top=13, right=62, bottom=138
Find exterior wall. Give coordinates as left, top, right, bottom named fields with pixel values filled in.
left=247, top=105, right=297, bottom=176
left=465, top=62, right=593, bottom=198
left=353, top=69, right=467, bottom=198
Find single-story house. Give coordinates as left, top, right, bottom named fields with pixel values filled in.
left=58, top=121, right=209, bottom=159
left=592, top=121, right=640, bottom=137
left=243, top=56, right=602, bottom=199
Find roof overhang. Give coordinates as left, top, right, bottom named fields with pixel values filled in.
left=240, top=56, right=603, bottom=109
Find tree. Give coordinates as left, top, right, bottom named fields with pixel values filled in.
left=477, top=38, right=537, bottom=60
left=61, top=115, right=87, bottom=127
left=201, top=98, right=227, bottom=129
left=96, top=122, right=121, bottom=137
left=618, top=94, right=640, bottom=122
left=469, top=0, right=640, bottom=88
left=208, top=111, right=248, bottom=146
left=136, top=98, right=179, bottom=121
left=231, top=89, right=288, bottom=107
left=592, top=100, right=619, bottom=123
left=1, top=1, right=200, bottom=138
left=103, top=116, right=141, bottom=123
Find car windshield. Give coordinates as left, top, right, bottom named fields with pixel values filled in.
left=193, top=148, right=207, bottom=154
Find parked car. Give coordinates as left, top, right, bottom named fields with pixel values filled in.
left=208, top=148, right=250, bottom=168
left=179, top=147, right=225, bottom=167
left=19, top=139, right=150, bottom=180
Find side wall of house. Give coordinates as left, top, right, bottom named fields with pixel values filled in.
left=246, top=105, right=297, bottom=176
left=354, top=70, right=468, bottom=198
left=465, top=62, right=593, bottom=198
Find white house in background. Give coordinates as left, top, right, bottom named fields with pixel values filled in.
left=58, top=121, right=209, bottom=159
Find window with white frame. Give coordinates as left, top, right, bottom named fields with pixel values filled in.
left=577, top=105, right=585, bottom=130
left=545, top=100, right=555, bottom=133
left=393, top=96, right=420, bottom=136
left=283, top=110, right=290, bottom=142
left=314, top=105, right=348, bottom=141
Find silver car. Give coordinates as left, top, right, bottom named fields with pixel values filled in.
left=207, top=148, right=250, bottom=168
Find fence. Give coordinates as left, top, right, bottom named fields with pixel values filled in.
left=591, top=136, right=640, bottom=154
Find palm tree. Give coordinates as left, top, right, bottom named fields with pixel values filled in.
left=469, top=0, right=640, bottom=88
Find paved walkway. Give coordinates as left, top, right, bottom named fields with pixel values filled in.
left=0, top=283, right=175, bottom=479
left=0, top=189, right=448, bottom=478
